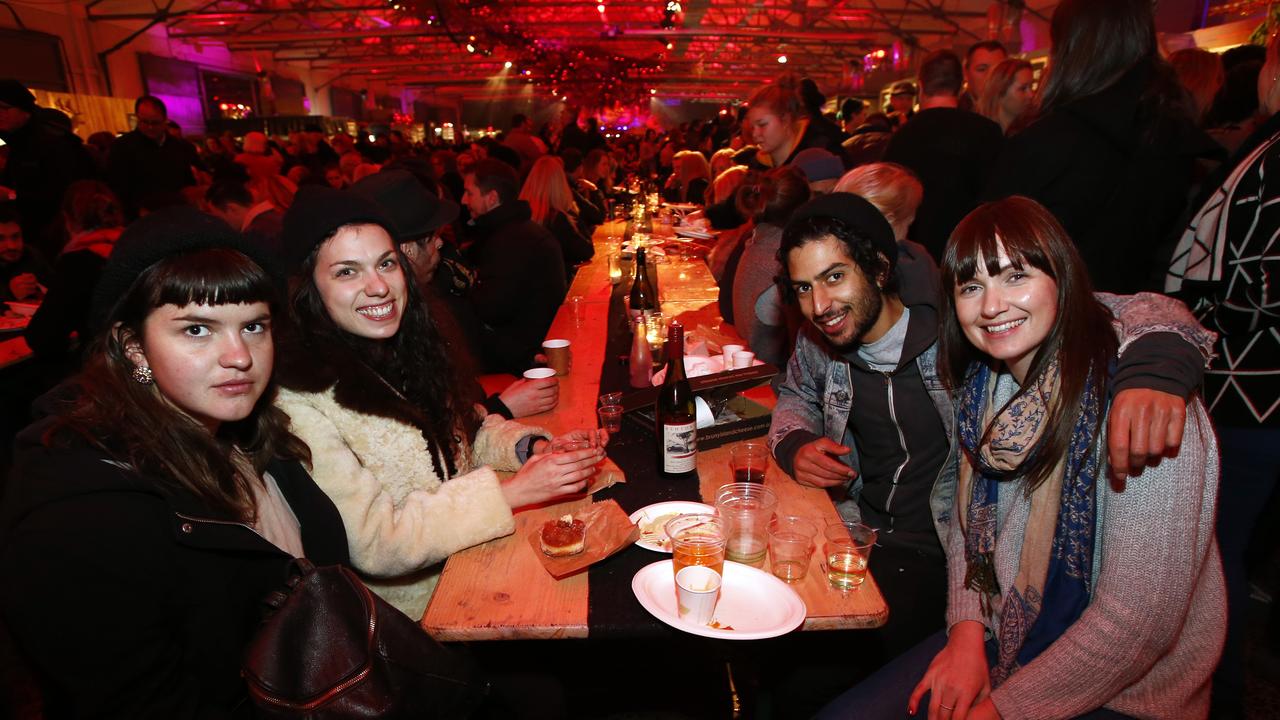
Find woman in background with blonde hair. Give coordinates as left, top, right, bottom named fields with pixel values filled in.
left=834, top=162, right=924, bottom=243
left=664, top=150, right=712, bottom=204
left=977, top=58, right=1036, bottom=133
left=520, top=155, right=593, bottom=277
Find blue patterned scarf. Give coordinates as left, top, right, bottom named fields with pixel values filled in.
left=957, top=361, right=1103, bottom=686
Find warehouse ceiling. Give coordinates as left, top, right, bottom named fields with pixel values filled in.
left=85, top=0, right=1060, bottom=103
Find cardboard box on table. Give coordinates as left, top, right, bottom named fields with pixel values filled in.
left=622, top=363, right=777, bottom=449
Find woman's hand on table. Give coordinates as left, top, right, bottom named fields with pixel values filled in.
left=533, top=429, right=610, bottom=455
left=908, top=621, right=991, bottom=720
left=500, top=377, right=559, bottom=417
left=501, top=445, right=605, bottom=508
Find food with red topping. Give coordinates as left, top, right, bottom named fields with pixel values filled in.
left=540, top=514, right=587, bottom=557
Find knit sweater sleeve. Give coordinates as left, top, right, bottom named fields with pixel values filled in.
left=944, top=478, right=988, bottom=632
left=988, top=404, right=1219, bottom=719
left=278, top=392, right=515, bottom=578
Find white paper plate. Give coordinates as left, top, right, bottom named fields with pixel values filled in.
left=664, top=202, right=700, bottom=212
left=674, top=227, right=715, bottom=240
left=632, top=560, right=807, bottom=640
left=628, top=501, right=715, bottom=552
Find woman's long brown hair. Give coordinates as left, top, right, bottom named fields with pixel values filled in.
left=939, top=197, right=1117, bottom=493
left=47, top=248, right=309, bottom=522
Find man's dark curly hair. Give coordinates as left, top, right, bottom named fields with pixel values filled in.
left=776, top=215, right=899, bottom=304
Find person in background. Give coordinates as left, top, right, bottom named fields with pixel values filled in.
left=985, top=0, right=1221, bottom=294
left=977, top=58, right=1037, bottom=134
left=107, top=95, right=201, bottom=220
left=1170, top=47, right=1226, bottom=128
left=790, top=148, right=845, bottom=194
left=959, top=40, right=1009, bottom=112
left=0, top=80, right=96, bottom=256
left=816, top=197, right=1223, bottom=720
left=0, top=202, right=48, bottom=302
left=800, top=77, right=852, bottom=154
left=886, top=81, right=917, bottom=128
left=520, top=155, right=593, bottom=279
left=709, top=147, right=738, bottom=183
left=273, top=186, right=601, bottom=619
left=206, top=180, right=287, bottom=256
left=664, top=150, right=712, bottom=205
left=839, top=98, right=868, bottom=135
left=727, top=166, right=810, bottom=367
left=1205, top=57, right=1266, bottom=156
left=503, top=113, right=547, bottom=175
left=1165, top=32, right=1280, bottom=719
left=560, top=148, right=606, bottom=236
left=834, top=162, right=924, bottom=245
left=885, top=49, right=1005, bottom=260
left=842, top=112, right=895, bottom=167
left=1, top=208, right=350, bottom=715
left=746, top=73, right=849, bottom=170
left=25, top=181, right=124, bottom=363
left=461, top=159, right=567, bottom=374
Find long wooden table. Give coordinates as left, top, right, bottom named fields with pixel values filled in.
left=421, top=221, right=888, bottom=641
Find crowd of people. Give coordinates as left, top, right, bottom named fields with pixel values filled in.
left=0, top=0, right=1277, bottom=716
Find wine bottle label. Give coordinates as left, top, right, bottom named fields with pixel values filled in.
left=661, top=421, right=697, bottom=474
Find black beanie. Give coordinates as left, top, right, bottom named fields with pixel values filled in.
left=280, top=185, right=398, bottom=272
left=0, top=79, right=37, bottom=113
left=785, top=192, right=899, bottom=269
left=90, top=206, right=279, bottom=331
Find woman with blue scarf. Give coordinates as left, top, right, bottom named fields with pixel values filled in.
left=817, top=196, right=1225, bottom=720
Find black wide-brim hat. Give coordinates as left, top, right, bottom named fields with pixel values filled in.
left=280, top=185, right=398, bottom=272
left=351, top=169, right=459, bottom=242
left=90, top=206, right=280, bottom=332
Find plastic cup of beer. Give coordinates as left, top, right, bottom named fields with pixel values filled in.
left=665, top=514, right=725, bottom=582
left=714, top=482, right=778, bottom=568
left=542, top=339, right=572, bottom=376
left=823, top=521, right=877, bottom=591
left=729, top=441, right=770, bottom=484
left=767, top=516, right=819, bottom=584
left=675, top=565, right=722, bottom=626
left=598, top=391, right=623, bottom=408
left=597, top=404, right=623, bottom=434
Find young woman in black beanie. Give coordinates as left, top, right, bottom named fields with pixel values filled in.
left=0, top=206, right=349, bottom=715
left=273, top=185, right=603, bottom=621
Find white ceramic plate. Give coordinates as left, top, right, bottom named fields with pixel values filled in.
left=6, top=302, right=38, bottom=317
left=674, top=227, right=715, bottom=240
left=628, top=501, right=715, bottom=552
left=631, top=560, right=807, bottom=640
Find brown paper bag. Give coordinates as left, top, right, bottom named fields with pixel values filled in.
left=527, top=499, right=640, bottom=579
left=585, top=456, right=625, bottom=494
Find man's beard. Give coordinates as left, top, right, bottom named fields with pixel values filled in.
left=814, top=285, right=883, bottom=351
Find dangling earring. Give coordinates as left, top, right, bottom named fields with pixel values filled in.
left=132, top=365, right=154, bottom=385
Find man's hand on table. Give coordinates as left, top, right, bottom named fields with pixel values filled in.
left=9, top=273, right=40, bottom=302
left=501, top=376, right=559, bottom=417
left=793, top=437, right=857, bottom=489
left=1107, top=388, right=1186, bottom=490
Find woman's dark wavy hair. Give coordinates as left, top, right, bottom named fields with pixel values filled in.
left=47, top=248, right=308, bottom=521
left=1034, top=0, right=1192, bottom=142
left=288, top=223, right=476, bottom=480
left=939, top=197, right=1117, bottom=494
left=735, top=166, right=811, bottom=227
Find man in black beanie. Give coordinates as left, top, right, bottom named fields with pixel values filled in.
left=0, top=79, right=97, bottom=257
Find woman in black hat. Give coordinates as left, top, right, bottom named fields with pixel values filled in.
left=0, top=206, right=349, bottom=715
left=273, top=186, right=603, bottom=620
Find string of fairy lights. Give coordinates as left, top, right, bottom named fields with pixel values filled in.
left=375, top=0, right=672, bottom=108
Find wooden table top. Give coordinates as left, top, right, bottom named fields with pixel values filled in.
left=421, top=222, right=888, bottom=641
